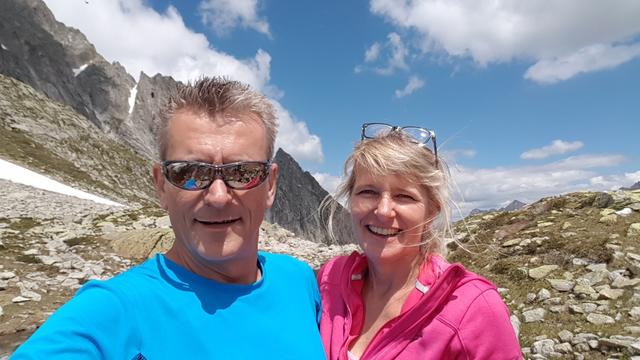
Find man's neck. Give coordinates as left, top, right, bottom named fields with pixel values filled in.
left=165, top=247, right=260, bottom=285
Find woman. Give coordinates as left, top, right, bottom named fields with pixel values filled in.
left=319, top=123, right=521, bottom=359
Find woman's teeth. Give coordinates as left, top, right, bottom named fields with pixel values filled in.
left=367, top=225, right=400, bottom=236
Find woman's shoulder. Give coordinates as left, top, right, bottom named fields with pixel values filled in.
left=318, top=252, right=362, bottom=284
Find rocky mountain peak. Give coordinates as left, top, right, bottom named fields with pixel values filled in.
left=267, top=148, right=354, bottom=245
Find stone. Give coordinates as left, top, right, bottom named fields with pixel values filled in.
left=155, top=216, right=171, bottom=228
left=625, top=326, right=640, bottom=335
left=592, top=192, right=614, bottom=208
left=616, top=207, right=633, bottom=216
left=586, top=313, right=615, bottom=325
left=537, top=288, right=551, bottom=301
left=502, top=238, right=522, bottom=247
left=558, top=330, right=574, bottom=342
left=531, top=339, right=555, bottom=356
left=510, top=315, right=521, bottom=338
left=523, top=308, right=546, bottom=322
left=628, top=223, right=640, bottom=237
left=105, top=228, right=175, bottom=260
left=553, top=342, right=572, bottom=353
left=599, top=287, right=625, bottom=300
left=599, top=214, right=618, bottom=224
left=547, top=279, right=575, bottom=292
left=629, top=307, right=640, bottom=320
left=529, top=265, right=559, bottom=280
left=0, top=271, right=16, bottom=280
left=12, top=296, right=30, bottom=303
left=572, top=258, right=590, bottom=266
left=586, top=263, right=608, bottom=272
left=600, top=208, right=616, bottom=216
left=537, top=222, right=554, bottom=228
left=612, top=277, right=640, bottom=288
left=573, top=283, right=596, bottom=296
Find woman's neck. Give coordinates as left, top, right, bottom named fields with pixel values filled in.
left=364, top=253, right=422, bottom=298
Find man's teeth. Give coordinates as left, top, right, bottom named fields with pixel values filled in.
left=199, top=219, right=237, bottom=224
left=367, top=225, right=400, bottom=236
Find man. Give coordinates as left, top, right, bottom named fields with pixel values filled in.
left=13, top=77, right=325, bottom=359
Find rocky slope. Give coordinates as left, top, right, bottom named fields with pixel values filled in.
left=0, top=179, right=358, bottom=356
left=0, top=74, right=155, bottom=206
left=450, top=190, right=640, bottom=359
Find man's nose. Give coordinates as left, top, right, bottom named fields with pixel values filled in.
left=203, top=179, right=231, bottom=208
left=374, top=196, right=395, bottom=218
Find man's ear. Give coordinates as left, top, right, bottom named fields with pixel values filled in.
left=265, top=163, right=278, bottom=208
left=152, top=163, right=169, bottom=210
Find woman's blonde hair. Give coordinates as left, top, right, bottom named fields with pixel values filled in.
left=325, top=130, right=452, bottom=257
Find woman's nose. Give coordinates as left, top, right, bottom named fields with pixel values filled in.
left=374, top=196, right=395, bottom=218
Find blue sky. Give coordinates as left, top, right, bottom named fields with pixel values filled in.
left=43, top=0, right=640, bottom=215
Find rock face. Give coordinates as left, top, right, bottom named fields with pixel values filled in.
left=124, top=72, right=180, bottom=159
left=266, top=148, right=354, bottom=245
left=0, top=0, right=134, bottom=132
left=0, top=0, right=180, bottom=161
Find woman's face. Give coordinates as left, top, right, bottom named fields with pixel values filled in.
left=349, top=166, right=435, bottom=265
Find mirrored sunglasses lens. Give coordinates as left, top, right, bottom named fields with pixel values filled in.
left=222, top=163, right=268, bottom=189
left=166, top=163, right=212, bottom=190
left=364, top=124, right=393, bottom=138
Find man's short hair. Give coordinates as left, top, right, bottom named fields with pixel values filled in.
left=158, top=77, right=278, bottom=161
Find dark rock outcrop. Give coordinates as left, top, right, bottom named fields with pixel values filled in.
left=468, top=199, right=527, bottom=217
left=621, top=181, right=640, bottom=191
left=123, top=72, right=180, bottom=159
left=0, top=0, right=135, bottom=132
left=267, top=148, right=354, bottom=245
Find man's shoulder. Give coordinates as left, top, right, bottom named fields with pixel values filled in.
left=77, top=256, right=162, bottom=298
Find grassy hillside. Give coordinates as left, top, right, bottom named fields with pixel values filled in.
left=0, top=74, right=156, bottom=206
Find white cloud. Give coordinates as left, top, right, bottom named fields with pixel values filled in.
left=356, top=32, right=409, bottom=75
left=365, top=42, right=382, bottom=62
left=272, top=101, right=324, bottom=163
left=198, top=0, right=271, bottom=37
left=525, top=43, right=640, bottom=84
left=42, top=0, right=324, bottom=164
left=450, top=154, right=629, bottom=217
left=521, top=139, right=584, bottom=160
left=441, top=148, right=477, bottom=163
left=394, top=75, right=425, bottom=98
left=312, top=172, right=343, bottom=195
left=369, top=0, right=640, bottom=82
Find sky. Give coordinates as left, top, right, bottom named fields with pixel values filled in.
left=40, top=0, right=640, bottom=216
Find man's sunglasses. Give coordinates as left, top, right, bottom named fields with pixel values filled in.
left=162, top=160, right=271, bottom=191
left=361, top=122, right=438, bottom=165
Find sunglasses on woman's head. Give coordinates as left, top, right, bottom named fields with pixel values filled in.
left=162, top=160, right=271, bottom=191
left=361, top=122, right=438, bottom=165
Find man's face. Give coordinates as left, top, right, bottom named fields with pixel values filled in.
left=153, top=110, right=277, bottom=274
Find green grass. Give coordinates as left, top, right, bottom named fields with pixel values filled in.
left=63, top=236, right=96, bottom=247
left=7, top=218, right=41, bottom=232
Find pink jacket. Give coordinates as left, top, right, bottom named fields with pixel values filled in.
left=318, top=252, right=522, bottom=360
